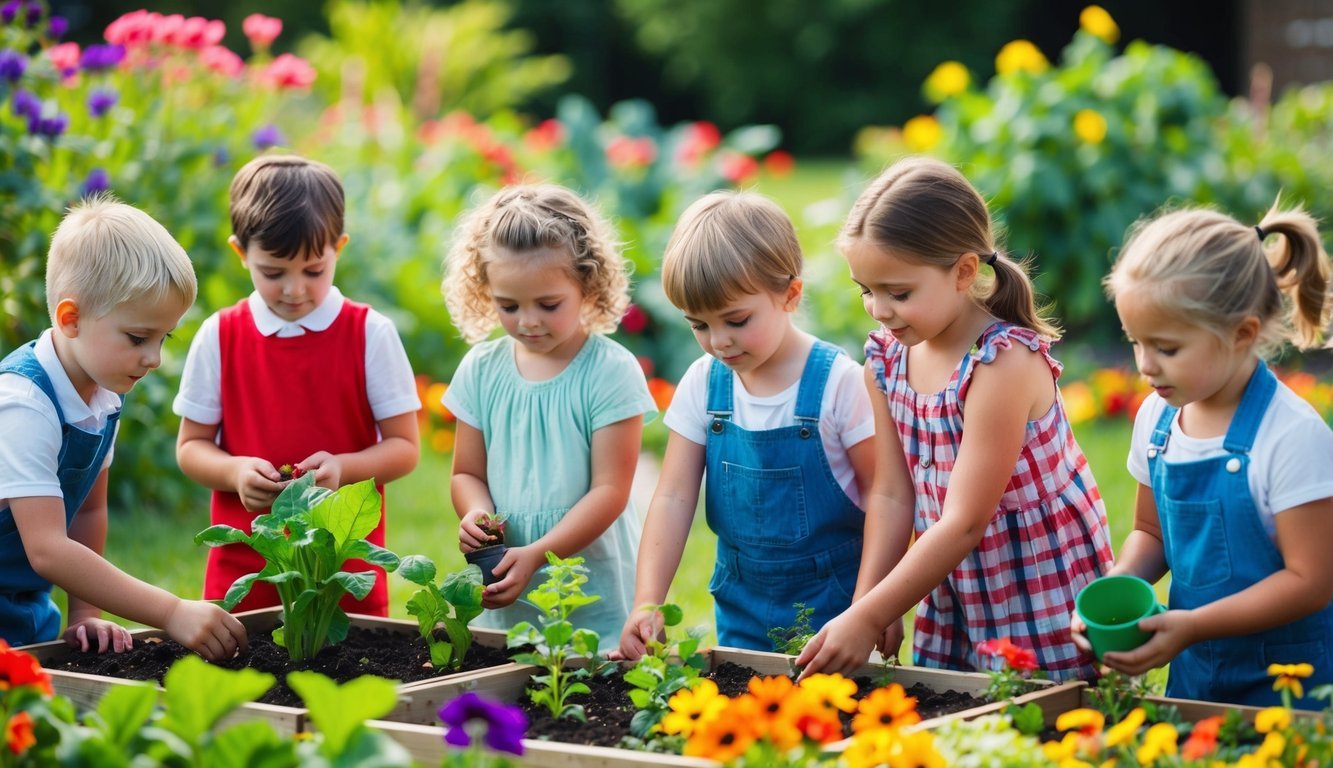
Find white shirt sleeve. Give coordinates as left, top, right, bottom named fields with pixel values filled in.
left=828, top=355, right=875, bottom=450
left=662, top=355, right=713, bottom=446
left=0, top=376, right=65, bottom=500
left=1264, top=409, right=1333, bottom=515
left=364, top=309, right=422, bottom=421
left=1126, top=394, right=1165, bottom=487
left=172, top=312, right=223, bottom=424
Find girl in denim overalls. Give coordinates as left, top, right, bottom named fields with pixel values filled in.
left=616, top=191, right=879, bottom=658
left=1082, top=205, right=1333, bottom=707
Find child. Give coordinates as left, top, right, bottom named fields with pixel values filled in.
left=0, top=197, right=247, bottom=660
left=1072, top=205, right=1333, bottom=707
left=797, top=157, right=1114, bottom=682
left=175, top=155, right=421, bottom=616
left=616, top=191, right=879, bottom=658
left=443, top=183, right=657, bottom=642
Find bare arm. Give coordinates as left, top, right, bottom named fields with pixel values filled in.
left=177, top=417, right=283, bottom=511
left=61, top=470, right=132, bottom=652
left=851, top=363, right=913, bottom=602
left=452, top=420, right=497, bottom=550
left=298, top=410, right=421, bottom=488
left=1108, top=483, right=1169, bottom=582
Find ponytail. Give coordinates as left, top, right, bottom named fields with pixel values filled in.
left=986, top=252, right=1061, bottom=340
left=1256, top=205, right=1330, bottom=349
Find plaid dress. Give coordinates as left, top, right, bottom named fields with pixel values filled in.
left=866, top=322, right=1113, bottom=681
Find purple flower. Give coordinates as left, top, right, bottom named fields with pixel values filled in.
left=438, top=692, right=526, bottom=755
left=0, top=49, right=25, bottom=82
left=11, top=88, right=39, bottom=118
left=87, top=88, right=116, bottom=118
left=0, top=1, right=19, bottom=25
left=23, top=3, right=38, bottom=28
left=79, top=44, right=124, bottom=73
left=251, top=124, right=285, bottom=150
left=47, top=14, right=65, bottom=39
left=81, top=168, right=110, bottom=196
left=28, top=111, right=67, bottom=139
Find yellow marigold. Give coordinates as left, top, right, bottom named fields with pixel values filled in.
left=1080, top=5, right=1120, bottom=44
left=799, top=672, right=859, bottom=713
left=902, top=115, right=941, bottom=152
left=660, top=679, right=727, bottom=738
left=683, top=694, right=759, bottom=762
left=1073, top=109, right=1108, bottom=145
left=852, top=683, right=921, bottom=733
left=995, top=39, right=1049, bottom=76
left=1256, top=706, right=1291, bottom=734
left=1269, top=663, right=1314, bottom=698
left=1104, top=707, right=1146, bottom=748
left=1056, top=708, right=1106, bottom=736
left=924, top=60, right=970, bottom=103
left=1135, top=722, right=1178, bottom=765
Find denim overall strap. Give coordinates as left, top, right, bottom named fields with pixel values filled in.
left=1152, top=363, right=1333, bottom=707
left=703, top=341, right=864, bottom=651
left=0, top=342, right=120, bottom=644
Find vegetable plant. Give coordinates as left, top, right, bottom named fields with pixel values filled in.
left=398, top=555, right=486, bottom=672
left=505, top=553, right=602, bottom=721
left=621, top=603, right=708, bottom=741
left=767, top=602, right=815, bottom=655
left=194, top=473, right=404, bottom=661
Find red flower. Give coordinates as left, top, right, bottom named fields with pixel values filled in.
left=764, top=150, right=795, bottom=178
left=1182, top=715, right=1222, bottom=760
left=5, top=712, right=34, bottom=755
left=620, top=304, right=649, bottom=334
left=719, top=153, right=759, bottom=184
left=261, top=53, right=316, bottom=89
left=606, top=136, right=657, bottom=169
left=523, top=119, right=564, bottom=152
left=0, top=641, right=53, bottom=696
left=976, top=637, right=1038, bottom=672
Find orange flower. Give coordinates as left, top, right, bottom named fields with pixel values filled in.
left=798, top=672, right=858, bottom=713
left=0, top=642, right=53, bottom=696
left=5, top=712, right=34, bottom=755
left=747, top=675, right=803, bottom=747
left=851, top=683, right=921, bottom=733
left=1182, top=715, right=1222, bottom=760
left=684, top=694, right=759, bottom=762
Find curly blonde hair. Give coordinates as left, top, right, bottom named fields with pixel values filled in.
left=442, top=184, right=630, bottom=344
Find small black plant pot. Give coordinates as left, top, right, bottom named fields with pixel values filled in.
left=465, top=545, right=507, bottom=586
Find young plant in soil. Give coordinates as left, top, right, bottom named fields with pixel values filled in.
left=195, top=473, right=405, bottom=661
left=621, top=602, right=709, bottom=745
left=398, top=556, right=486, bottom=672
left=767, top=602, right=815, bottom=655
left=506, top=553, right=603, bottom=721
left=464, top=513, right=508, bottom=586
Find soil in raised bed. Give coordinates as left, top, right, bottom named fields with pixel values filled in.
left=41, top=626, right=516, bottom=707
left=519, top=660, right=992, bottom=748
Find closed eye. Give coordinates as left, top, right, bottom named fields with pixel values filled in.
left=127, top=334, right=147, bottom=346
left=725, top=316, right=750, bottom=328
left=540, top=302, right=562, bottom=311
left=497, top=304, right=518, bottom=314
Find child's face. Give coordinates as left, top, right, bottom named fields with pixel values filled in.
left=682, top=282, right=800, bottom=377
left=487, top=247, right=587, bottom=358
left=59, top=295, right=189, bottom=402
left=843, top=237, right=971, bottom=347
left=236, top=236, right=342, bottom=323
left=1116, top=290, right=1254, bottom=409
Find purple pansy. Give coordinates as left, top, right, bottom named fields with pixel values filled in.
left=11, top=88, right=39, bottom=118
left=79, top=44, right=125, bottom=72
left=81, top=168, right=110, bottom=196
left=438, top=692, right=526, bottom=755
left=251, top=124, right=285, bottom=150
left=0, top=49, right=25, bottom=82
left=0, top=1, right=19, bottom=26
left=88, top=88, right=116, bottom=118
left=28, top=111, right=67, bottom=139
left=47, top=14, right=65, bottom=39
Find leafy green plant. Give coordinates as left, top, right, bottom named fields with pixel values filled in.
left=620, top=603, right=708, bottom=741
left=505, top=553, right=602, bottom=721
left=398, top=556, right=486, bottom=671
left=767, top=602, right=816, bottom=656
left=194, top=473, right=404, bottom=661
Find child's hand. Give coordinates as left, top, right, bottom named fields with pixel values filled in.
left=164, top=599, right=248, bottom=662
left=233, top=458, right=285, bottom=511
left=794, top=608, right=881, bottom=681
left=614, top=606, right=665, bottom=662
left=1098, top=609, right=1191, bottom=677
left=63, top=617, right=132, bottom=654
left=1069, top=610, right=1092, bottom=655
left=480, top=544, right=543, bottom=609
left=297, top=451, right=341, bottom=490
left=877, top=617, right=905, bottom=663
left=458, top=509, right=500, bottom=552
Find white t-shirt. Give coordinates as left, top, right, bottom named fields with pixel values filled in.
left=173, top=287, right=421, bottom=426
left=664, top=349, right=876, bottom=506
left=1128, top=383, right=1333, bottom=540
left=0, top=330, right=120, bottom=508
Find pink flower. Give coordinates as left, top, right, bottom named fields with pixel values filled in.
left=261, top=53, right=316, bottom=89
left=719, top=153, right=759, bottom=184
left=242, top=14, right=283, bottom=49
left=676, top=121, right=721, bottom=166
left=152, top=14, right=184, bottom=46
left=47, top=42, right=80, bottom=76
left=621, top=304, right=649, bottom=334
left=764, top=150, right=795, bottom=178
left=105, top=10, right=157, bottom=48
left=606, top=135, right=656, bottom=169
left=523, top=118, right=563, bottom=152
left=199, top=45, right=243, bottom=77
left=174, top=17, right=225, bottom=50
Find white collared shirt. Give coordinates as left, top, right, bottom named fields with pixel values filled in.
left=0, top=330, right=120, bottom=505
left=172, top=287, right=420, bottom=426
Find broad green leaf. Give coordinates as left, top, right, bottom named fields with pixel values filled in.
left=396, top=555, right=437, bottom=586
left=329, top=570, right=376, bottom=601
left=659, top=604, right=683, bottom=626
left=203, top=720, right=294, bottom=768
left=506, top=622, right=541, bottom=648
left=194, top=525, right=249, bottom=547
left=325, top=609, right=351, bottom=646
left=310, top=478, right=381, bottom=548
left=571, top=629, right=600, bottom=656
left=288, top=671, right=399, bottom=757
left=405, top=588, right=448, bottom=639
left=94, top=683, right=158, bottom=749
left=527, top=589, right=558, bottom=614
left=159, top=656, right=275, bottom=744
left=440, top=567, right=484, bottom=610
left=542, top=621, right=573, bottom=648
left=345, top=540, right=400, bottom=570
left=221, top=573, right=261, bottom=611
left=428, top=642, right=454, bottom=670
left=622, top=668, right=659, bottom=690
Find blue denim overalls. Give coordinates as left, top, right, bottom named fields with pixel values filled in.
left=1150, top=362, right=1333, bottom=707
left=0, top=342, right=119, bottom=645
left=704, top=341, right=864, bottom=650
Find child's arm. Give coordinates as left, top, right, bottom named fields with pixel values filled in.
left=482, top=415, right=643, bottom=609
left=11, top=495, right=247, bottom=661
left=1103, top=495, right=1333, bottom=676
left=177, top=417, right=285, bottom=512
left=616, top=431, right=706, bottom=660
left=60, top=469, right=131, bottom=653
left=296, top=411, right=420, bottom=489
left=451, top=421, right=498, bottom=550
left=799, top=344, right=1048, bottom=677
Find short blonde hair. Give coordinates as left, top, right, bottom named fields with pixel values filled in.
left=661, top=191, right=801, bottom=313
left=45, top=195, right=196, bottom=323
left=1105, top=204, right=1330, bottom=353
left=442, top=184, right=629, bottom=344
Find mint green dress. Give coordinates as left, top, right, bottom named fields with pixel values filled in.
left=443, top=334, right=657, bottom=644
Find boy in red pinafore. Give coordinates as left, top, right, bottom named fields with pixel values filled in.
left=174, top=155, right=421, bottom=615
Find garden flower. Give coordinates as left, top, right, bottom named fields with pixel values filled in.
left=437, top=691, right=526, bottom=755
left=1080, top=5, right=1120, bottom=44
left=606, top=135, right=657, bottom=169
left=647, top=377, right=675, bottom=411
left=902, top=114, right=941, bottom=152
left=846, top=728, right=946, bottom=768
left=81, top=168, right=110, bottom=196
left=1073, top=109, right=1107, bottom=144
left=173, top=16, right=226, bottom=50
left=799, top=672, right=858, bottom=713
left=851, top=683, right=921, bottom=733
left=1269, top=662, right=1313, bottom=698
left=995, top=39, right=1049, bottom=76
left=4, top=711, right=34, bottom=755
left=620, top=303, right=648, bottom=333
left=0, top=49, right=25, bottom=82
left=764, top=149, right=795, bottom=177
left=1255, top=706, right=1291, bottom=734
left=10, top=89, right=39, bottom=118
left=87, top=89, right=116, bottom=118
left=79, top=44, right=125, bottom=72
left=1181, top=715, right=1222, bottom=760
left=1103, top=706, right=1145, bottom=748
left=47, top=14, right=65, bottom=39
left=252, top=124, right=285, bottom=150
left=242, top=13, right=283, bottom=49
left=683, top=694, right=759, bottom=762
left=924, top=60, right=970, bottom=103
left=718, top=152, right=759, bottom=184
left=199, top=45, right=243, bottom=77
left=0, top=1, right=17, bottom=25
left=523, top=118, right=563, bottom=151
left=261, top=53, right=316, bottom=89
left=1055, top=707, right=1104, bottom=737
left=0, top=641, right=52, bottom=695
left=27, top=111, right=67, bottom=140
left=47, top=41, right=79, bottom=79
left=660, top=678, right=727, bottom=738
left=22, top=2, right=37, bottom=28
left=103, top=10, right=156, bottom=48
left=676, top=120, right=721, bottom=166
left=1135, top=721, right=1178, bottom=765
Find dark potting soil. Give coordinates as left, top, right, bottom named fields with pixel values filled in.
left=42, top=626, right=516, bottom=707
left=518, top=660, right=992, bottom=748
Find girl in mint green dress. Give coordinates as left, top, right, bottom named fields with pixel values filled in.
left=441, top=184, right=657, bottom=643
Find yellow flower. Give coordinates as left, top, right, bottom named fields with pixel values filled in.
left=1056, top=708, right=1105, bottom=736
left=1073, top=109, right=1108, bottom=145
left=1255, top=706, right=1291, bottom=734
left=845, top=727, right=897, bottom=768
left=660, top=679, right=727, bottom=737
left=924, top=61, right=970, bottom=103
left=902, top=115, right=941, bottom=152
left=995, top=40, right=1049, bottom=76
left=1104, top=707, right=1146, bottom=748
left=1061, top=381, right=1097, bottom=424
left=852, top=683, right=922, bottom=734
left=1135, top=722, right=1178, bottom=765
left=683, top=694, right=759, bottom=762
left=799, top=672, right=859, bottom=713
left=890, top=730, right=947, bottom=768
left=1079, top=6, right=1120, bottom=44
left=1268, top=662, right=1313, bottom=698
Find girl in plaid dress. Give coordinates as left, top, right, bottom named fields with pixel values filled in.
left=797, top=157, right=1114, bottom=682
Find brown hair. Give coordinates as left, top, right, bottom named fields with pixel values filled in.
left=442, top=184, right=630, bottom=343
left=1105, top=204, right=1330, bottom=353
left=838, top=156, right=1060, bottom=339
left=229, top=154, right=344, bottom=260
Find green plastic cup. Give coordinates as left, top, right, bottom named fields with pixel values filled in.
left=1075, top=575, right=1166, bottom=660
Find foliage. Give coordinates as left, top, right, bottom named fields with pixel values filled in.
left=194, top=473, right=405, bottom=661
left=974, top=637, right=1042, bottom=701
left=620, top=603, right=707, bottom=742
left=504, top=552, right=602, bottom=721
left=398, top=556, right=486, bottom=672
left=767, top=603, right=816, bottom=656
